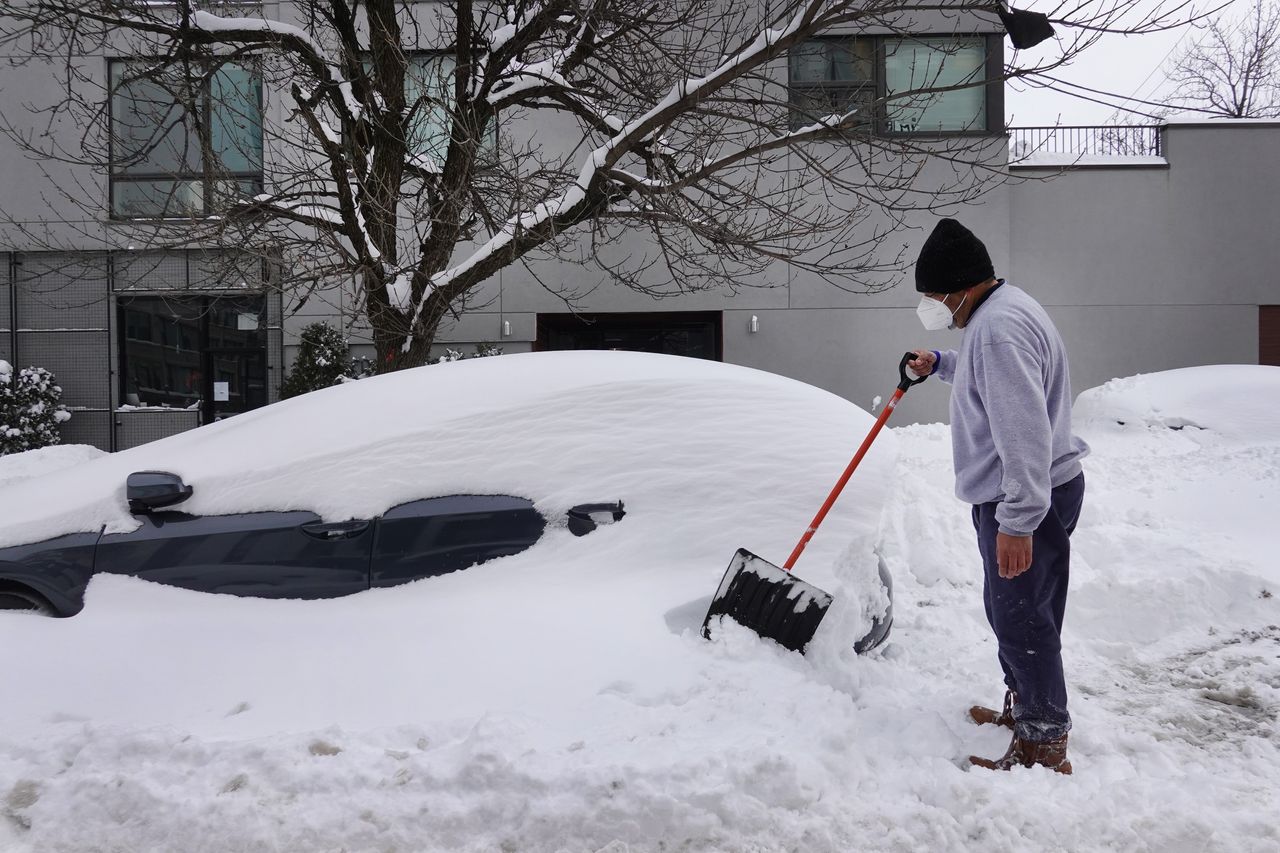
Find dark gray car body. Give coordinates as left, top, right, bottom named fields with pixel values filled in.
left=0, top=490, right=610, bottom=616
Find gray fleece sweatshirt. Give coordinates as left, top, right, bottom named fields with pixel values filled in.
left=933, top=282, right=1089, bottom=536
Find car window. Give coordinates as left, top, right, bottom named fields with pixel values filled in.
left=371, top=494, right=546, bottom=587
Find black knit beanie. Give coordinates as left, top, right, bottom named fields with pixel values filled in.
left=914, top=218, right=995, bottom=294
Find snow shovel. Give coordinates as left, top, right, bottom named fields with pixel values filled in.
left=701, top=352, right=928, bottom=653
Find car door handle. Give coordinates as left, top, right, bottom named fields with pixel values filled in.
left=300, top=521, right=370, bottom=540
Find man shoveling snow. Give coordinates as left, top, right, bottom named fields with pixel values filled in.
left=907, top=218, right=1090, bottom=775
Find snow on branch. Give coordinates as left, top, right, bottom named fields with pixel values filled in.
left=483, top=2, right=598, bottom=107
left=189, top=11, right=329, bottom=63
left=181, top=9, right=365, bottom=121
left=409, top=1, right=827, bottom=327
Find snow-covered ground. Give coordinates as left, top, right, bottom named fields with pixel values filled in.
left=1, top=359, right=1277, bottom=852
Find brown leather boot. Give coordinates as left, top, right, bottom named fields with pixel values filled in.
left=970, top=733, right=1073, bottom=775
left=968, top=690, right=1016, bottom=729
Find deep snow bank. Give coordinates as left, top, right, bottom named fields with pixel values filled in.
left=1073, top=364, right=1280, bottom=439
left=2, top=363, right=1277, bottom=853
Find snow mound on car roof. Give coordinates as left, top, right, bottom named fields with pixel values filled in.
left=1073, top=364, right=1280, bottom=441
left=0, top=350, right=897, bottom=576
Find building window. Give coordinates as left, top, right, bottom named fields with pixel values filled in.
left=404, top=53, right=497, bottom=166
left=118, top=294, right=268, bottom=424
left=789, top=35, right=992, bottom=134
left=789, top=38, right=877, bottom=129
left=109, top=60, right=263, bottom=218
left=884, top=37, right=986, bottom=133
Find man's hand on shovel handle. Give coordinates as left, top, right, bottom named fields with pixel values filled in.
left=907, top=350, right=936, bottom=378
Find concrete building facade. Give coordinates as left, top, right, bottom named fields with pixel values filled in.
left=1, top=5, right=1278, bottom=448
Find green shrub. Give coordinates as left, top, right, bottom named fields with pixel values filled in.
left=282, top=322, right=352, bottom=399
left=0, top=361, right=71, bottom=455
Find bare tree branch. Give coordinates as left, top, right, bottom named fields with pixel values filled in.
left=0, top=0, right=1225, bottom=369
left=1160, top=0, right=1280, bottom=117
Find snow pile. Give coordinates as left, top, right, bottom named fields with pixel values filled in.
left=0, top=444, right=106, bottom=489
left=1073, top=364, right=1280, bottom=439
left=1, top=361, right=1278, bottom=852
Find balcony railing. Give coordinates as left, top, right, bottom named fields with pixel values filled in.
left=1008, top=125, right=1164, bottom=160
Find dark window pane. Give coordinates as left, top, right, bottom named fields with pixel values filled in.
left=207, top=295, right=266, bottom=349
left=789, top=41, right=830, bottom=84
left=789, top=38, right=874, bottom=84
left=829, top=39, right=876, bottom=82
left=788, top=38, right=875, bottom=130
left=537, top=312, right=721, bottom=360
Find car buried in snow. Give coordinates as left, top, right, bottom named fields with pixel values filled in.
left=0, top=351, right=894, bottom=655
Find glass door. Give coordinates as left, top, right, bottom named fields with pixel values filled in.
left=118, top=293, right=268, bottom=425
left=207, top=348, right=267, bottom=421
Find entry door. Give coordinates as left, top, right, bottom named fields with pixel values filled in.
left=1262, top=306, right=1280, bottom=367
left=207, top=348, right=268, bottom=422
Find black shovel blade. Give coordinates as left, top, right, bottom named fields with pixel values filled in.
left=701, top=548, right=833, bottom=654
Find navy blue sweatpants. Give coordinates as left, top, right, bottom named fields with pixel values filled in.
left=972, top=472, right=1085, bottom=742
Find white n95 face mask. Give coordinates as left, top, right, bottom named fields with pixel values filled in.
left=916, top=294, right=964, bottom=331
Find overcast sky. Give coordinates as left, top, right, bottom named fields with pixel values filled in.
left=1002, top=0, right=1252, bottom=125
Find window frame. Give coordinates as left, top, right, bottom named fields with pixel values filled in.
left=787, top=33, right=1004, bottom=137
left=107, top=57, right=265, bottom=220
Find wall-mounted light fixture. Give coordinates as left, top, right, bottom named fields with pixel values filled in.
left=749, top=315, right=759, bottom=333
left=502, top=320, right=511, bottom=337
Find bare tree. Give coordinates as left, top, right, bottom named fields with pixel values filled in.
left=0, top=0, right=1213, bottom=370
left=1162, top=0, right=1280, bottom=117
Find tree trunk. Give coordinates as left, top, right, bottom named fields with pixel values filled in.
left=365, top=266, right=439, bottom=372
left=373, top=322, right=438, bottom=372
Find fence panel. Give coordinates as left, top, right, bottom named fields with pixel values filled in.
left=12, top=253, right=113, bottom=451
left=115, top=409, right=201, bottom=450
left=1008, top=125, right=1163, bottom=160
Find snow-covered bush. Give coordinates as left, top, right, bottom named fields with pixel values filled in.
left=0, top=361, right=71, bottom=455
left=430, top=343, right=503, bottom=364
left=282, top=322, right=352, bottom=398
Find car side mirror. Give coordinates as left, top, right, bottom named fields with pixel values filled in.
left=127, top=471, right=193, bottom=513
left=567, top=501, right=625, bottom=537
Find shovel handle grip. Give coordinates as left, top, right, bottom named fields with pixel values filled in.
left=898, top=351, right=929, bottom=391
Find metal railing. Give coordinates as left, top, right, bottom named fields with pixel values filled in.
left=1007, top=125, right=1164, bottom=159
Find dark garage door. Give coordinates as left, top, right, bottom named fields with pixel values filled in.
left=536, top=312, right=722, bottom=361
left=1262, top=306, right=1280, bottom=367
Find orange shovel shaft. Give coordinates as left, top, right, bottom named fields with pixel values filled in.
left=782, top=386, right=906, bottom=571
